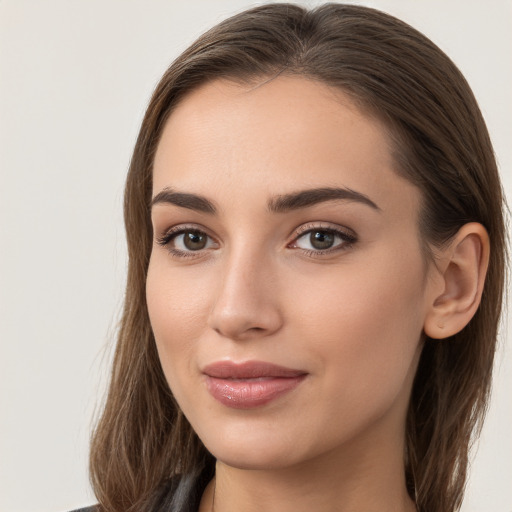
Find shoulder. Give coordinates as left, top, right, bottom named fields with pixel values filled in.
left=154, top=462, right=215, bottom=512
left=64, top=475, right=205, bottom=512
left=65, top=463, right=213, bottom=512
left=155, top=470, right=212, bottom=512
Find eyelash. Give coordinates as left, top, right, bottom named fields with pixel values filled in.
left=156, top=223, right=357, bottom=259
left=156, top=224, right=212, bottom=259
left=291, top=223, right=357, bottom=257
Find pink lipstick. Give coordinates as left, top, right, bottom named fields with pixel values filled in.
left=202, top=361, right=307, bottom=409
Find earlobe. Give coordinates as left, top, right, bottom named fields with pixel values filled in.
left=424, top=223, right=490, bottom=340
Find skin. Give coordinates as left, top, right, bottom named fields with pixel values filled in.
left=146, top=76, right=487, bottom=512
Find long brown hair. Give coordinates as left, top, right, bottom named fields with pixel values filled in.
left=89, top=4, right=506, bottom=512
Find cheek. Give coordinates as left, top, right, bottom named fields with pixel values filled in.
left=146, top=258, right=211, bottom=387
left=288, top=248, right=426, bottom=407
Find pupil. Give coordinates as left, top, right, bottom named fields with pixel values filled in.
left=184, top=231, right=207, bottom=250
left=310, top=231, right=334, bottom=250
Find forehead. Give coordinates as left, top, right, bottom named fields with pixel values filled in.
left=152, top=76, right=420, bottom=220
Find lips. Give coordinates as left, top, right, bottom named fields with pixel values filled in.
left=202, top=361, right=307, bottom=409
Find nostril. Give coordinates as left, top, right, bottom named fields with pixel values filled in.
left=206, top=274, right=283, bottom=340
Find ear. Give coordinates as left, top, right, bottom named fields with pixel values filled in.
left=424, top=223, right=490, bottom=340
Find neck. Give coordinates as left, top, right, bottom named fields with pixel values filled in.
left=200, top=422, right=416, bottom=512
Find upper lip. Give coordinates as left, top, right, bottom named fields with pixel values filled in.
left=202, top=361, right=307, bottom=379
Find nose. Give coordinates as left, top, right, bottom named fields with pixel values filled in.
left=207, top=247, right=283, bottom=341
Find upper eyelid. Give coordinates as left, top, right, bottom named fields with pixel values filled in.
left=158, top=223, right=216, bottom=238
left=291, top=221, right=356, bottom=240
left=155, top=222, right=357, bottom=246
left=291, top=226, right=357, bottom=247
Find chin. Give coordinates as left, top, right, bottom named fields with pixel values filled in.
left=198, top=425, right=306, bottom=471
left=212, top=447, right=298, bottom=471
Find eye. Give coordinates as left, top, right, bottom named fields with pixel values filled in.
left=156, top=226, right=217, bottom=257
left=290, top=225, right=356, bottom=255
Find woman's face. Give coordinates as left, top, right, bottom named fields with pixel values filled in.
left=147, top=76, right=440, bottom=470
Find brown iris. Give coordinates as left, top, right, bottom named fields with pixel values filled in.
left=183, top=231, right=208, bottom=250
left=309, top=231, right=335, bottom=250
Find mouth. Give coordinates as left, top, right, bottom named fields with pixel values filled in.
left=202, top=361, right=308, bottom=409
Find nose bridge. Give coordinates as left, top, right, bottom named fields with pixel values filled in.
left=208, top=240, right=282, bottom=340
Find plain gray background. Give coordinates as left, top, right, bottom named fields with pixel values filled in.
left=1, top=1, right=510, bottom=511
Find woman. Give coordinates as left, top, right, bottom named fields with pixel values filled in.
left=83, top=3, right=506, bottom=512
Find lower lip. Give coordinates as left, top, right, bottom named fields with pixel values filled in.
left=205, top=375, right=306, bottom=409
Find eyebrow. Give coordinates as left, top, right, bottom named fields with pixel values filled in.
left=267, top=186, right=380, bottom=213
left=150, top=186, right=380, bottom=214
left=151, top=188, right=217, bottom=214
